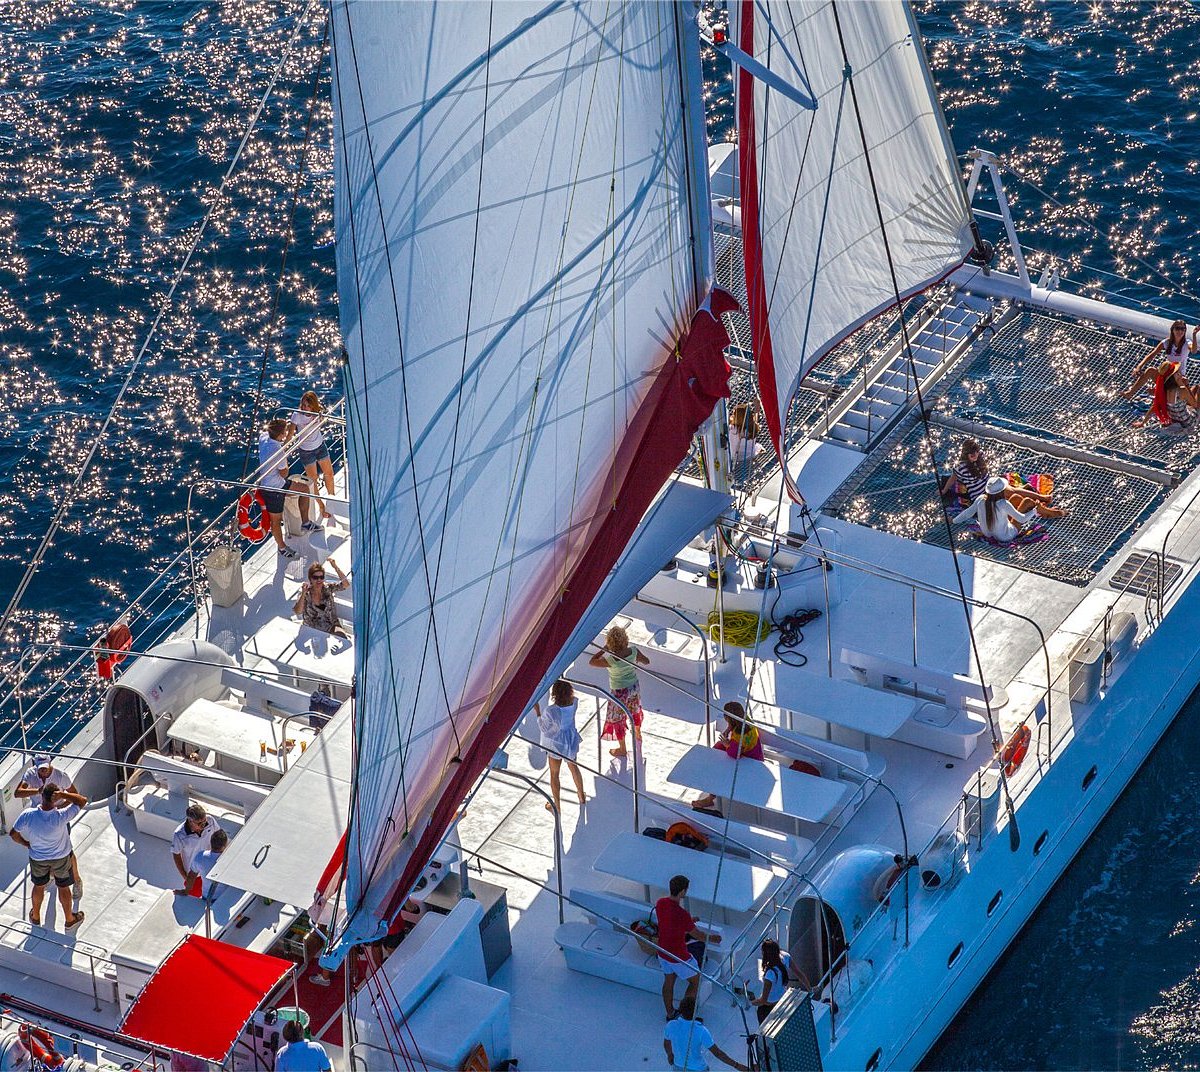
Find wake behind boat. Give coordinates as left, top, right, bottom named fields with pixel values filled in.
left=0, top=3, right=1195, bottom=1071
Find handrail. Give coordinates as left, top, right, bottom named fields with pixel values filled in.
left=562, top=676, right=640, bottom=831
left=488, top=767, right=565, bottom=924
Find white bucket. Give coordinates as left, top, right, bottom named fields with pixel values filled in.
left=205, top=546, right=244, bottom=607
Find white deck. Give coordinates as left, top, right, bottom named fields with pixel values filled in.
left=3, top=362, right=1200, bottom=1071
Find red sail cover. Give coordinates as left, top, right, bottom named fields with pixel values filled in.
left=372, top=291, right=737, bottom=922
left=120, top=936, right=292, bottom=1063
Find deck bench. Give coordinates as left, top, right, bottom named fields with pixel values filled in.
left=839, top=648, right=993, bottom=759
left=641, top=795, right=812, bottom=868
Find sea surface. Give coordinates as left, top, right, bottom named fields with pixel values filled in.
left=0, top=2, right=1198, bottom=1068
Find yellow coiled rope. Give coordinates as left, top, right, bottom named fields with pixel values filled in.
left=705, top=609, right=772, bottom=647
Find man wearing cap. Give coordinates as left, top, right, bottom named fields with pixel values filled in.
left=10, top=785, right=88, bottom=929
left=171, top=804, right=222, bottom=897
left=15, top=754, right=83, bottom=903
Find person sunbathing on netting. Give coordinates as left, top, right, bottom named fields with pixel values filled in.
left=939, top=438, right=1067, bottom=519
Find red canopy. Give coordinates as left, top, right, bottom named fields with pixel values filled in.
left=120, top=935, right=293, bottom=1063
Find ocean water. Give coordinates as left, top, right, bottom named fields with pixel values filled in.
left=0, top=1, right=1198, bottom=1068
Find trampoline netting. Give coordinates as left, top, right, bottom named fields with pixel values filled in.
left=939, top=310, right=1200, bottom=474
left=824, top=420, right=1168, bottom=587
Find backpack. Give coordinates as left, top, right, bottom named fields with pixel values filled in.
left=789, top=759, right=821, bottom=777
left=665, top=821, right=709, bottom=852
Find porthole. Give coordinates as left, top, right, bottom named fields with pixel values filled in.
left=1033, top=830, right=1049, bottom=855
left=987, top=890, right=1003, bottom=917
left=947, top=941, right=964, bottom=968
left=1082, top=765, right=1098, bottom=791
left=866, top=1048, right=882, bottom=1071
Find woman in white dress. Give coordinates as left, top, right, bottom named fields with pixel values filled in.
left=534, top=680, right=586, bottom=813
left=953, top=476, right=1037, bottom=543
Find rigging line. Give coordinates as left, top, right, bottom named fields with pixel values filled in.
left=429, top=0, right=495, bottom=664
left=0, top=0, right=320, bottom=652
left=340, top=3, right=464, bottom=762
left=238, top=12, right=330, bottom=485
left=456, top=2, right=616, bottom=722
left=327, top=16, right=413, bottom=877
left=763, top=0, right=819, bottom=318
left=828, top=1, right=1020, bottom=844
left=1001, top=155, right=1200, bottom=308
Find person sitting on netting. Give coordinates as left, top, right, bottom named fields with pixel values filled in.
left=691, top=701, right=764, bottom=813
left=940, top=438, right=1067, bottom=519
left=953, top=476, right=1042, bottom=543
left=1129, top=360, right=1198, bottom=432
left=1125, top=320, right=1198, bottom=397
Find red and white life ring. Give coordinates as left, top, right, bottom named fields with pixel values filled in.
left=237, top=490, right=269, bottom=543
left=96, top=622, right=133, bottom=680
left=1001, top=723, right=1031, bottom=777
left=18, top=1023, right=63, bottom=1068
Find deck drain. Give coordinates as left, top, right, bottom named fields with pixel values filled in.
left=1108, top=551, right=1182, bottom=598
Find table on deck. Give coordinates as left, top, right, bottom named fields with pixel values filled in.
left=667, top=744, right=848, bottom=824
left=592, top=831, right=780, bottom=914
left=168, top=698, right=315, bottom=781
left=756, top=665, right=914, bottom=740
left=245, top=616, right=356, bottom=688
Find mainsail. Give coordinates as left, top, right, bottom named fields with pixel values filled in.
left=732, top=0, right=973, bottom=464
left=327, top=0, right=732, bottom=948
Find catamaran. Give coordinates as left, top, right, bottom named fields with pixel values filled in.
left=0, top=2, right=1192, bottom=1070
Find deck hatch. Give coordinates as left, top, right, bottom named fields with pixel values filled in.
left=1108, top=552, right=1183, bottom=599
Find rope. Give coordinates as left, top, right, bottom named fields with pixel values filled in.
left=239, top=12, right=330, bottom=484
left=705, top=609, right=770, bottom=646
left=829, top=1, right=1020, bottom=847
left=0, top=0, right=319, bottom=654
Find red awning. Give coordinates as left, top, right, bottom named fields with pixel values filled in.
left=119, top=935, right=293, bottom=1063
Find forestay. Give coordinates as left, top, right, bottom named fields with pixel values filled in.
left=327, top=1, right=730, bottom=950
left=732, top=0, right=973, bottom=460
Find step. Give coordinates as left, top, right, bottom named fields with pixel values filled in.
left=827, top=424, right=868, bottom=446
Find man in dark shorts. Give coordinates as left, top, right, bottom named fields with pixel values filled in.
left=10, top=785, right=88, bottom=929
left=257, top=417, right=312, bottom=560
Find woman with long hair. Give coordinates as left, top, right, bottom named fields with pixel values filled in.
left=290, top=390, right=336, bottom=523
left=1126, top=320, right=1198, bottom=398
left=750, top=939, right=789, bottom=1025
left=941, top=438, right=1066, bottom=519
left=1131, top=360, right=1199, bottom=430
left=953, top=476, right=1038, bottom=542
left=692, top=701, right=764, bottom=812
left=588, top=625, right=649, bottom=758
left=533, top=680, right=586, bottom=812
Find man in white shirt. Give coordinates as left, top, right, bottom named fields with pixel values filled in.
left=256, top=418, right=312, bottom=560
left=171, top=804, right=222, bottom=897
left=14, top=754, right=83, bottom=903
left=10, top=785, right=88, bottom=929
left=663, top=998, right=744, bottom=1072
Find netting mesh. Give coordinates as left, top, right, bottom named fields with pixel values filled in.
left=938, top=310, right=1199, bottom=473
left=824, top=420, right=1168, bottom=587
left=700, top=229, right=942, bottom=491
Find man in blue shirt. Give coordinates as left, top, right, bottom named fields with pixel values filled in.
left=274, top=1020, right=330, bottom=1072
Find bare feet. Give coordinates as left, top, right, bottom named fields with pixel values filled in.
left=545, top=801, right=558, bottom=813
left=576, top=792, right=587, bottom=804
left=610, top=747, right=627, bottom=757
left=28, top=911, right=39, bottom=926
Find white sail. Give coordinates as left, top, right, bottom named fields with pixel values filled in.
left=731, top=0, right=973, bottom=450
left=327, top=0, right=728, bottom=945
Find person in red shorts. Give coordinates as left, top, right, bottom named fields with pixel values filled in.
left=655, top=874, right=722, bottom=1020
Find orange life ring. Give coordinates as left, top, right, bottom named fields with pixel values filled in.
left=19, top=1024, right=62, bottom=1068
left=237, top=490, right=269, bottom=543
left=1001, top=723, right=1031, bottom=776
left=96, top=621, right=133, bottom=680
